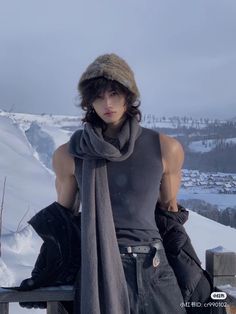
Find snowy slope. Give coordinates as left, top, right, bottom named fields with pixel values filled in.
left=185, top=210, right=236, bottom=266
left=0, top=115, right=58, bottom=312
left=40, top=125, right=72, bottom=148
left=0, top=110, right=82, bottom=131
left=0, top=115, right=56, bottom=231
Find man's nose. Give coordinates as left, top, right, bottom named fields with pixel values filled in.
left=104, top=95, right=112, bottom=107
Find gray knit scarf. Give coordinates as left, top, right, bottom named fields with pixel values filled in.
left=69, top=117, right=142, bottom=314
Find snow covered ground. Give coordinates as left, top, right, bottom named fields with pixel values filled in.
left=0, top=115, right=55, bottom=312
left=0, top=116, right=56, bottom=231
left=0, top=110, right=82, bottom=131
left=179, top=190, right=236, bottom=209
left=0, top=111, right=236, bottom=313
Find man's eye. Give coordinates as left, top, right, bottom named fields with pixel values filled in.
left=110, top=91, right=117, bottom=96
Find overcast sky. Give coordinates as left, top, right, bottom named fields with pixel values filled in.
left=1, top=0, right=236, bottom=119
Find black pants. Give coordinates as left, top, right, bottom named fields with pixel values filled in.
left=121, top=248, right=186, bottom=314
left=63, top=247, right=186, bottom=314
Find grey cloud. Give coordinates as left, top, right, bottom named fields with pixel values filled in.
left=0, top=0, right=236, bottom=118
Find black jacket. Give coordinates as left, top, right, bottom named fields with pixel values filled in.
left=27, top=202, right=81, bottom=288
left=23, top=202, right=212, bottom=304
left=155, top=203, right=212, bottom=302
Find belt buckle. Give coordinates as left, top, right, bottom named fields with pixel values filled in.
left=127, top=246, right=132, bottom=253
left=152, top=247, right=160, bottom=268
left=153, top=255, right=160, bottom=268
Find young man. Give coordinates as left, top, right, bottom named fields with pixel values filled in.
left=18, top=53, right=212, bottom=313
left=53, top=53, right=187, bottom=314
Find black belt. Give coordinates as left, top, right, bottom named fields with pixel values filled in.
left=119, top=241, right=163, bottom=267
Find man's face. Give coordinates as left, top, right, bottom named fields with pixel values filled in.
left=92, top=90, right=127, bottom=126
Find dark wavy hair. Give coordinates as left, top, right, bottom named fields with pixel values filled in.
left=78, top=77, right=141, bottom=128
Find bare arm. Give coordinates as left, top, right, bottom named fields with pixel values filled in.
left=52, top=143, right=78, bottom=209
left=158, top=134, right=184, bottom=212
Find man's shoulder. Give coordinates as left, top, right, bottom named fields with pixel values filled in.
left=53, top=142, right=71, bottom=159
left=53, top=143, right=75, bottom=175
left=159, top=133, right=184, bottom=171
left=159, top=133, right=183, bottom=155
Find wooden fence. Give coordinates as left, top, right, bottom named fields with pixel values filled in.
left=0, top=285, right=73, bottom=314
left=206, top=247, right=236, bottom=314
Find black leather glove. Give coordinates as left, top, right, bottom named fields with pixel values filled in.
left=19, top=300, right=46, bottom=309
left=1, top=278, right=47, bottom=309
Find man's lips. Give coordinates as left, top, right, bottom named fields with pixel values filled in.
left=104, top=111, right=116, bottom=116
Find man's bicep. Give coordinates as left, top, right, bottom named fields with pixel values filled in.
left=56, top=175, right=78, bottom=209
left=159, top=134, right=184, bottom=211
left=52, top=144, right=78, bottom=209
left=158, top=171, right=182, bottom=211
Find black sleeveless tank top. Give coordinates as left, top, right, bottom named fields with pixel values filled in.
left=70, top=127, right=163, bottom=245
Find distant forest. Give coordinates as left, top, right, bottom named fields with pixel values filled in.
left=180, top=199, right=236, bottom=229
left=184, top=146, right=236, bottom=172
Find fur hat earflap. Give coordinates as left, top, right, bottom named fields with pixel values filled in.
left=78, top=53, right=140, bottom=99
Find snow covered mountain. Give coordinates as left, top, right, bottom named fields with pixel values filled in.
left=0, top=110, right=236, bottom=313
left=0, top=115, right=56, bottom=231
left=0, top=115, right=56, bottom=313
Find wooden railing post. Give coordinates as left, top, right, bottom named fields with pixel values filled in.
left=206, top=247, right=236, bottom=314
left=0, top=286, right=74, bottom=314
left=0, top=302, right=9, bottom=314
left=47, top=301, right=68, bottom=314
left=206, top=246, right=236, bottom=286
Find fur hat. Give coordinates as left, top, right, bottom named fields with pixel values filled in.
left=78, top=53, right=140, bottom=99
